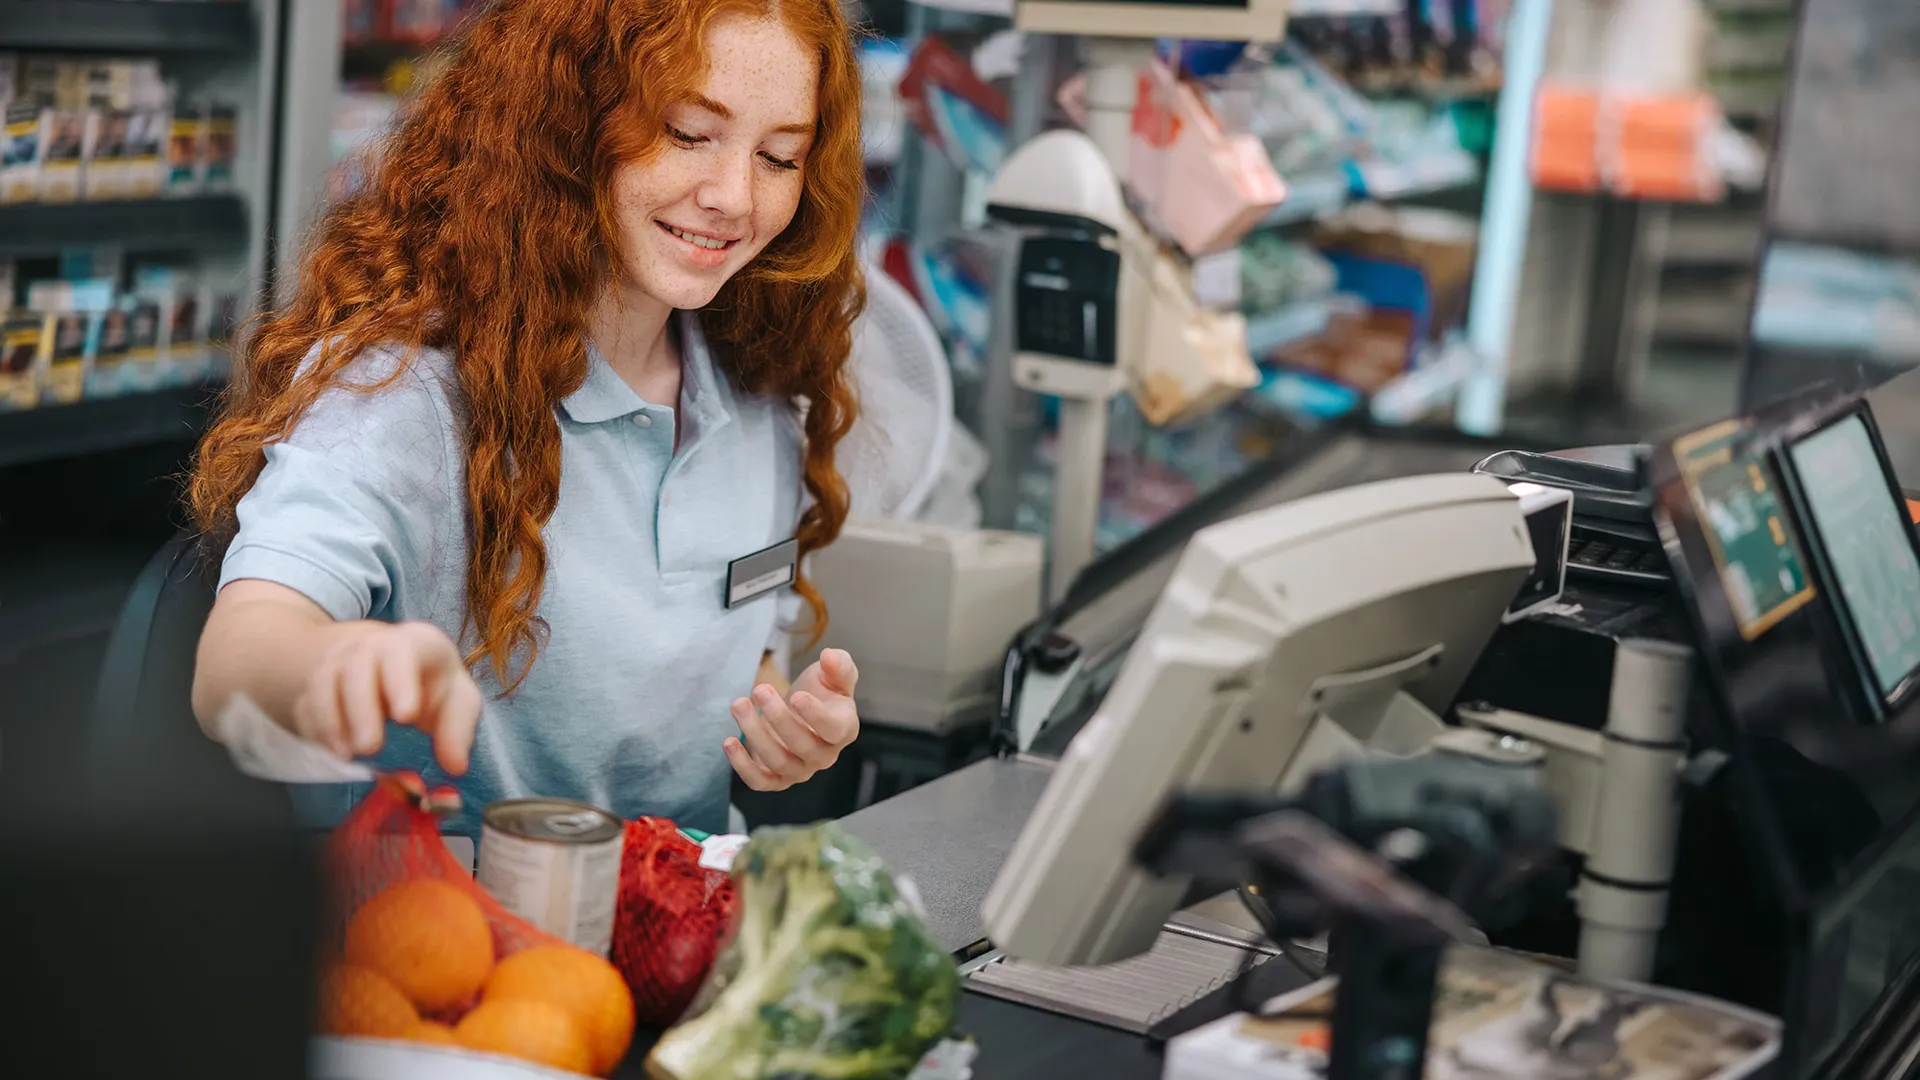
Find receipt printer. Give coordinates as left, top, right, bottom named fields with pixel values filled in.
left=801, top=519, right=1046, bottom=736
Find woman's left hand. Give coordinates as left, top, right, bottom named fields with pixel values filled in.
left=725, top=648, right=861, bottom=792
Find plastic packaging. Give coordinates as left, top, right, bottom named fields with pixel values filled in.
left=647, top=822, right=960, bottom=1080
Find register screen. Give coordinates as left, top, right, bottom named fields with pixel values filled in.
left=1790, top=415, right=1920, bottom=699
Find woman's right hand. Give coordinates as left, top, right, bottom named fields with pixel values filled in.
left=293, top=619, right=483, bottom=775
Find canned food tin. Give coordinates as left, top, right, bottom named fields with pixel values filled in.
left=477, top=798, right=624, bottom=956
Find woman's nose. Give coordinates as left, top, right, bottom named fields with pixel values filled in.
left=696, top=151, right=754, bottom=220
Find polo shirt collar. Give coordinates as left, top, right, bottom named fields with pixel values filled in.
left=560, top=311, right=729, bottom=427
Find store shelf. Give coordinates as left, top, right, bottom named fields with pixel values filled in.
left=1258, top=163, right=1482, bottom=231
left=0, top=195, right=246, bottom=258
left=0, top=1, right=255, bottom=53
left=0, top=381, right=221, bottom=471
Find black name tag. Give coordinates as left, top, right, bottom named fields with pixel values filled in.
left=726, top=538, right=798, bottom=609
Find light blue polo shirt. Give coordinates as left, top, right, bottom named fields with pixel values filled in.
left=218, top=311, right=804, bottom=837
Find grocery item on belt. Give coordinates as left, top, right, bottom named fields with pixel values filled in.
left=610, top=818, right=741, bottom=1028
left=647, top=822, right=959, bottom=1080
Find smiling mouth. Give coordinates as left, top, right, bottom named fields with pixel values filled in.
left=658, top=222, right=740, bottom=251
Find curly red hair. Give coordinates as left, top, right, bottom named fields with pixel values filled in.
left=189, top=0, right=863, bottom=691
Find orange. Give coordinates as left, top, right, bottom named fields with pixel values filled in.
left=405, top=1022, right=461, bottom=1047
left=345, top=878, right=496, bottom=1012
left=456, top=998, right=595, bottom=1075
left=318, top=965, right=419, bottom=1039
left=485, top=945, right=636, bottom=1074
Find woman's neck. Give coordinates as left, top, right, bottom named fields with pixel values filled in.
left=586, top=282, right=682, bottom=407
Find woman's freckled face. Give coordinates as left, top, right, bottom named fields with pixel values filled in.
left=607, top=13, right=820, bottom=310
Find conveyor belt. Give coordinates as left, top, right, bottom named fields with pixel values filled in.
left=965, top=925, right=1275, bottom=1035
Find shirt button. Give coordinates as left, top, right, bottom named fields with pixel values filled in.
left=633, top=414, right=653, bottom=428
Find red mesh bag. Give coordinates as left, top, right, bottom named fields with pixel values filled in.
left=320, top=773, right=567, bottom=1023
left=610, top=818, right=741, bottom=1027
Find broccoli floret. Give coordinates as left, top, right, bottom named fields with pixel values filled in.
left=647, top=823, right=960, bottom=1080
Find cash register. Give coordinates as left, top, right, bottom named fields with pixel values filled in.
left=978, top=387, right=1920, bottom=1078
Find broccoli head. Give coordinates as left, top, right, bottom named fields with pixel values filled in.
left=646, top=822, right=960, bottom=1080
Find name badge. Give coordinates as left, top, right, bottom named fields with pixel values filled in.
left=726, top=538, right=798, bottom=609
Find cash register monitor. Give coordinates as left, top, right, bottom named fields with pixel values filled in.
left=1651, top=403, right=1920, bottom=1077
left=1774, top=403, right=1920, bottom=722
left=980, top=474, right=1538, bottom=967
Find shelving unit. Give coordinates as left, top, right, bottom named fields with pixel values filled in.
left=0, top=380, right=218, bottom=470
left=0, top=195, right=249, bottom=258
left=0, top=1, right=283, bottom=469
left=0, top=0, right=255, bottom=53
left=0, top=1, right=287, bottom=674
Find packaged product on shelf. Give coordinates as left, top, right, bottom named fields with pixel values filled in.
left=87, top=59, right=136, bottom=111
left=126, top=108, right=167, bottom=197
left=85, top=108, right=132, bottom=200
left=21, top=56, right=59, bottom=108
left=166, top=106, right=205, bottom=194
left=39, top=309, right=87, bottom=404
left=39, top=108, right=86, bottom=202
left=134, top=266, right=206, bottom=386
left=122, top=293, right=164, bottom=393
left=0, top=310, right=43, bottom=411
left=129, top=61, right=165, bottom=112
left=1, top=102, right=44, bottom=203
left=89, top=300, right=134, bottom=399
left=203, top=104, right=237, bottom=191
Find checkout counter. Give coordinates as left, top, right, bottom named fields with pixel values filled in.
left=835, top=374, right=1920, bottom=1080
left=837, top=418, right=1568, bottom=1079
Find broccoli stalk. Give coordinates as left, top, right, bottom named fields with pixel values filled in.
left=647, top=824, right=959, bottom=1080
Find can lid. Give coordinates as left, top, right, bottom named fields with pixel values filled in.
left=485, top=799, right=622, bottom=844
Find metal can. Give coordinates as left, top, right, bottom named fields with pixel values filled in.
left=477, top=798, right=624, bottom=956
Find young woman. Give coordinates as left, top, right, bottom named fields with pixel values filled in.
left=188, top=0, right=867, bottom=837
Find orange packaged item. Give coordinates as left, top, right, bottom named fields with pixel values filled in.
left=319, top=773, right=635, bottom=1077
left=610, top=818, right=741, bottom=1028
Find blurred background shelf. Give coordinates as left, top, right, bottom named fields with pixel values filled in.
left=0, top=196, right=248, bottom=258
left=0, top=382, right=221, bottom=471
left=0, top=0, right=256, bottom=53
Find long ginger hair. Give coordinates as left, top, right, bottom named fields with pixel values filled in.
left=189, top=0, right=863, bottom=691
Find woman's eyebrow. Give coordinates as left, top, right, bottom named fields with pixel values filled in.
left=684, top=92, right=815, bottom=136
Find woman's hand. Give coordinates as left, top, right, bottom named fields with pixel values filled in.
left=294, top=619, right=484, bottom=776
left=725, top=648, right=861, bottom=792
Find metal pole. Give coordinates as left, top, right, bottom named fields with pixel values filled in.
left=1049, top=396, right=1107, bottom=602
left=1456, top=0, right=1557, bottom=435
left=1577, top=638, right=1691, bottom=983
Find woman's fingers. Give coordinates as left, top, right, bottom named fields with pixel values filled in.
left=338, top=653, right=388, bottom=757
left=724, top=736, right=786, bottom=792
left=750, top=685, right=836, bottom=771
left=425, top=671, right=483, bottom=776
left=789, top=689, right=857, bottom=749
left=732, top=695, right=804, bottom=778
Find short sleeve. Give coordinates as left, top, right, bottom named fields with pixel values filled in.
left=218, top=343, right=462, bottom=623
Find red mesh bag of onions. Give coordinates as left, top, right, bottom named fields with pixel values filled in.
left=609, top=817, right=741, bottom=1028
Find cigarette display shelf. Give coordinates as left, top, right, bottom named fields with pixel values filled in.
left=0, top=379, right=220, bottom=471
left=0, top=194, right=247, bottom=258
left=0, top=1, right=255, bottom=53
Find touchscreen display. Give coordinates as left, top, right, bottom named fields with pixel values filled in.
left=1790, top=414, right=1920, bottom=699
left=1675, top=421, right=1817, bottom=640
